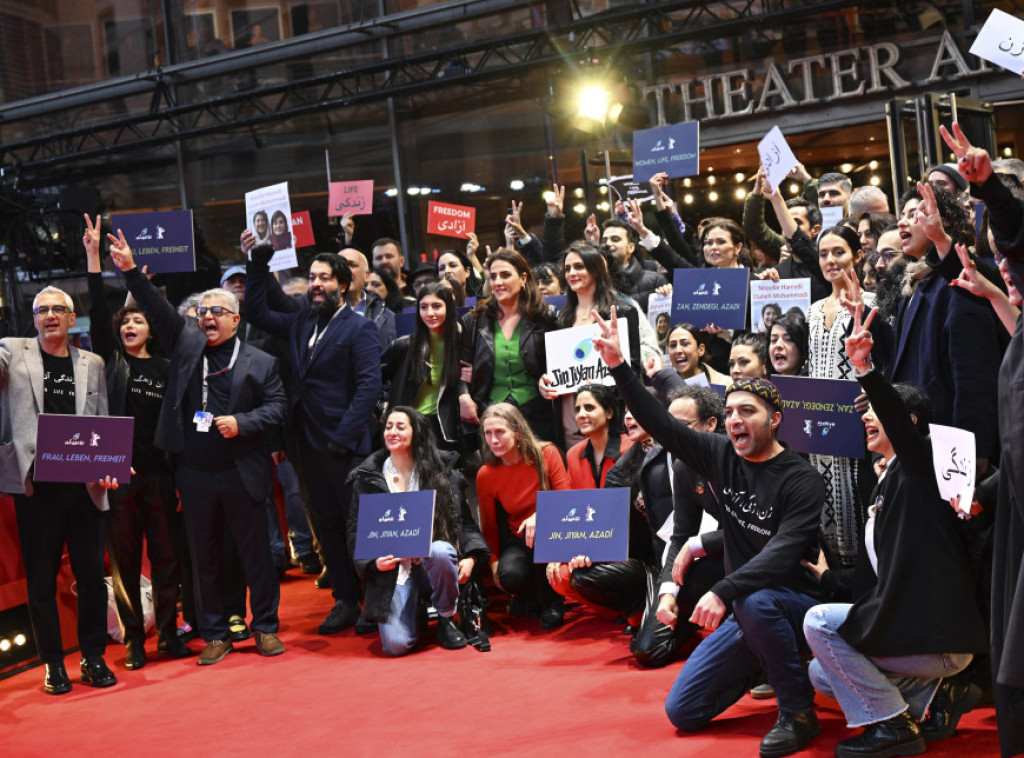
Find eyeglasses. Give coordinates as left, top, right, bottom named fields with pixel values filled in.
left=196, top=306, right=236, bottom=317
left=34, top=305, right=71, bottom=316
left=869, top=249, right=901, bottom=265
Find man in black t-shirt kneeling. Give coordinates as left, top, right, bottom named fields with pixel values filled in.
left=594, top=308, right=828, bottom=758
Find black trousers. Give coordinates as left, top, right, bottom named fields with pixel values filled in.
left=14, top=482, right=108, bottom=665
left=632, top=555, right=725, bottom=668
left=296, top=438, right=360, bottom=606
left=496, top=532, right=561, bottom=608
left=175, top=465, right=279, bottom=641
left=569, top=558, right=648, bottom=617
left=105, top=471, right=180, bottom=643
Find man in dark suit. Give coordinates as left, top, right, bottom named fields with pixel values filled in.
left=0, top=286, right=121, bottom=695
left=109, top=232, right=288, bottom=665
left=242, top=232, right=382, bottom=635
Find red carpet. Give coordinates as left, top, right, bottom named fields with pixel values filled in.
left=0, top=572, right=1000, bottom=756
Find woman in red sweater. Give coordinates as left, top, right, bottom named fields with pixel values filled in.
left=476, top=403, right=570, bottom=629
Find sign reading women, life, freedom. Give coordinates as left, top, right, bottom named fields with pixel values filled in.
left=671, top=268, right=750, bottom=330
left=757, top=125, right=799, bottom=192
left=245, top=182, right=298, bottom=272
left=929, top=424, right=977, bottom=516
left=109, top=210, right=195, bottom=274
left=544, top=319, right=631, bottom=395
left=34, top=414, right=134, bottom=483
left=354, top=490, right=436, bottom=560
left=533, top=488, right=630, bottom=563
left=772, top=375, right=864, bottom=458
left=632, top=121, right=700, bottom=182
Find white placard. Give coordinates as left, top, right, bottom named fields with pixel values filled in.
left=929, top=423, right=976, bottom=514
left=647, top=292, right=672, bottom=359
left=757, top=126, right=799, bottom=193
left=245, top=181, right=298, bottom=272
left=969, top=8, right=1024, bottom=76
left=819, top=205, right=845, bottom=230
left=684, top=372, right=710, bottom=387
left=750, top=278, right=811, bottom=332
left=544, top=319, right=631, bottom=396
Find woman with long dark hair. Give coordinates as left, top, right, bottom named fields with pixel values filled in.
left=269, top=210, right=292, bottom=251
left=459, top=248, right=556, bottom=442
left=476, top=402, right=570, bottom=629
left=769, top=312, right=809, bottom=376
left=83, top=214, right=192, bottom=668
left=538, top=241, right=642, bottom=446
left=346, top=407, right=489, bottom=656
left=382, top=282, right=461, bottom=449
left=437, top=248, right=483, bottom=298
left=367, top=266, right=408, bottom=314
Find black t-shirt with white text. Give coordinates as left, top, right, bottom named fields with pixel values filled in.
left=125, top=354, right=170, bottom=474
left=42, top=351, right=76, bottom=415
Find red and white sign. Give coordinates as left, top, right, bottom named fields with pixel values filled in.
left=427, top=201, right=475, bottom=238
left=290, top=211, right=315, bottom=248
left=328, top=180, right=373, bottom=217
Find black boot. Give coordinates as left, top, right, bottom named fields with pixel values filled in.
left=919, top=677, right=982, bottom=741
left=44, top=662, right=72, bottom=695
left=759, top=709, right=820, bottom=758
left=835, top=712, right=926, bottom=758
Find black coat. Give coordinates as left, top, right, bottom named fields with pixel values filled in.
left=345, top=449, right=490, bottom=623
left=124, top=268, right=287, bottom=503
left=381, top=333, right=460, bottom=443
left=833, top=369, right=987, bottom=657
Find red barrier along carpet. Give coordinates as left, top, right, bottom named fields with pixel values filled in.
left=0, top=572, right=1000, bottom=757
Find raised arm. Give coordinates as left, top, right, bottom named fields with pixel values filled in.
left=108, top=229, right=186, bottom=349
left=84, top=214, right=116, bottom=362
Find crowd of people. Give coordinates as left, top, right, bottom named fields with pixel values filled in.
left=2, top=121, right=1024, bottom=758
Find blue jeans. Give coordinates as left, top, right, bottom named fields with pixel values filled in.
left=665, top=586, right=818, bottom=730
left=275, top=459, right=313, bottom=558
left=379, top=541, right=460, bottom=657
left=804, top=603, right=973, bottom=727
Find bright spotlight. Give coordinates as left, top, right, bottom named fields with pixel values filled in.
left=735, top=189, right=747, bottom=200
left=734, top=172, right=745, bottom=183
left=869, top=175, right=881, bottom=186
left=0, top=639, right=9, bottom=652
left=599, top=186, right=607, bottom=195
left=13, top=633, right=26, bottom=646
left=789, top=183, right=800, bottom=194
left=597, top=201, right=610, bottom=211
left=542, top=191, right=555, bottom=203
left=407, top=187, right=421, bottom=196
left=683, top=178, right=691, bottom=188
left=509, top=179, right=525, bottom=191
left=1004, top=146, right=1013, bottom=157
left=385, top=188, right=398, bottom=197
left=683, top=194, right=694, bottom=204
left=708, top=191, right=719, bottom=202
left=574, top=187, right=584, bottom=198
left=577, top=85, right=610, bottom=121
left=840, top=163, right=854, bottom=174
left=869, top=160, right=879, bottom=170
left=572, top=203, right=587, bottom=214
left=708, top=176, right=716, bottom=185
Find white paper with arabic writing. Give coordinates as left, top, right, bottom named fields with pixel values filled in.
left=757, top=126, right=799, bottom=193
left=929, top=423, right=975, bottom=514
left=970, top=8, right=1024, bottom=76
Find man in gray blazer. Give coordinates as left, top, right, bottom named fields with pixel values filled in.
left=0, top=286, right=120, bottom=695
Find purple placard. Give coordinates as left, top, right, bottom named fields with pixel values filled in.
left=772, top=375, right=864, bottom=458
left=671, top=267, right=749, bottom=330
left=110, top=210, right=195, bottom=274
left=34, top=414, right=134, bottom=483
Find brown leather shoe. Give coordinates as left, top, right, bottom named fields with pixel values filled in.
left=254, top=631, right=285, bottom=657
left=197, top=639, right=233, bottom=666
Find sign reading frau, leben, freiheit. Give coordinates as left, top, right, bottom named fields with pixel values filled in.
left=34, top=413, right=134, bottom=483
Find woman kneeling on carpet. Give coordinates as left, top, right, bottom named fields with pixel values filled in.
left=476, top=403, right=571, bottom=629
left=801, top=305, right=987, bottom=757
left=347, top=407, right=490, bottom=656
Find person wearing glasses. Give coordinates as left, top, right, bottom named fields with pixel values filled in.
left=241, top=233, right=382, bottom=638
left=0, top=285, right=122, bottom=695
left=108, top=230, right=289, bottom=666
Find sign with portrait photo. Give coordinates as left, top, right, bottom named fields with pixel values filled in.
left=749, top=278, right=811, bottom=333
left=245, top=182, right=297, bottom=272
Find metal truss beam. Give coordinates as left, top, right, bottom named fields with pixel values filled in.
left=0, top=0, right=859, bottom=179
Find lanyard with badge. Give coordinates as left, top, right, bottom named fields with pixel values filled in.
left=193, top=339, right=240, bottom=433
